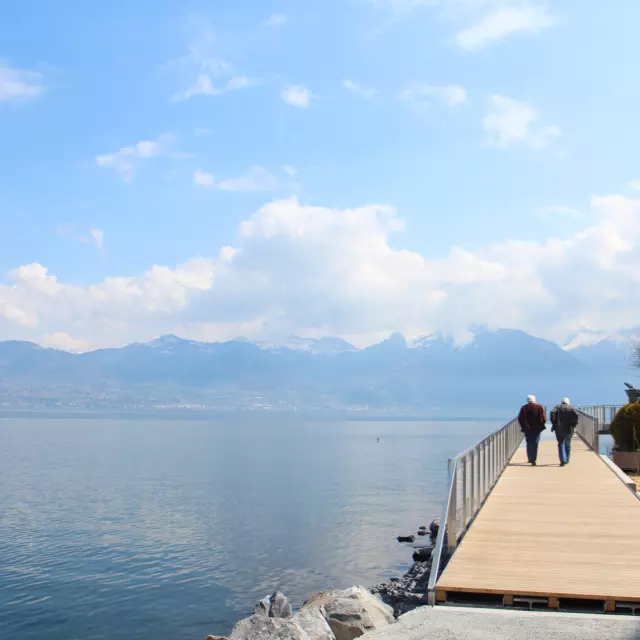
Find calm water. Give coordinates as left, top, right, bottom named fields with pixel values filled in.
left=0, top=417, right=496, bottom=639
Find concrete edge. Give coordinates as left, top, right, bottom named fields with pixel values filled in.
left=599, top=455, right=638, bottom=495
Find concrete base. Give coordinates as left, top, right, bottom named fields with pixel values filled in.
left=363, top=605, right=640, bottom=640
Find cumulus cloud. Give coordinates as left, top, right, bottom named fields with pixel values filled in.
left=265, top=13, right=287, bottom=27
left=398, top=84, right=467, bottom=109
left=343, top=80, right=378, bottom=99
left=193, top=166, right=277, bottom=191
left=283, top=165, right=297, bottom=177
left=0, top=61, right=45, bottom=102
left=281, top=85, right=313, bottom=108
left=96, top=133, right=189, bottom=181
left=628, top=180, right=640, bottom=191
left=42, top=332, right=92, bottom=353
left=2, top=193, right=640, bottom=348
left=483, top=95, right=561, bottom=149
left=455, top=4, right=554, bottom=50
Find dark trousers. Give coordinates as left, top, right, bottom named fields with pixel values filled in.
left=524, top=431, right=540, bottom=463
left=555, top=431, right=572, bottom=464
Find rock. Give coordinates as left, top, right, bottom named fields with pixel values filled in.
left=229, top=614, right=309, bottom=640
left=270, top=591, right=293, bottom=619
left=252, top=591, right=293, bottom=619
left=204, top=636, right=229, bottom=640
left=320, top=585, right=395, bottom=640
left=302, top=590, right=341, bottom=612
left=417, top=529, right=427, bottom=536
left=418, top=526, right=427, bottom=531
left=429, top=518, right=440, bottom=535
left=292, top=608, right=335, bottom=640
left=253, top=596, right=271, bottom=617
left=397, top=535, right=415, bottom=543
left=412, top=547, right=432, bottom=562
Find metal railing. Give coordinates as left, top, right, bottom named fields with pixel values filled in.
left=427, top=417, right=523, bottom=605
left=574, top=410, right=601, bottom=451
left=579, top=405, right=623, bottom=428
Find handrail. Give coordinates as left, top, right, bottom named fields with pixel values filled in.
left=575, top=409, right=602, bottom=451
left=427, top=417, right=523, bottom=605
left=578, top=405, right=624, bottom=429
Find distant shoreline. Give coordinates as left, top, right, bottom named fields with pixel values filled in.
left=0, top=408, right=513, bottom=422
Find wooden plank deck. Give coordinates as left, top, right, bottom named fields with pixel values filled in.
left=436, top=436, right=640, bottom=606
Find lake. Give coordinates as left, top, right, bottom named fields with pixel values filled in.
left=0, top=417, right=498, bottom=639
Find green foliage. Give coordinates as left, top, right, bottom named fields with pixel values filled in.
left=610, top=403, right=640, bottom=452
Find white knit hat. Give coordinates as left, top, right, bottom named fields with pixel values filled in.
left=562, top=397, right=570, bottom=405
left=527, top=395, right=536, bottom=403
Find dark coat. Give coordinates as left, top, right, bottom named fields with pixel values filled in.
left=550, top=404, right=579, bottom=436
left=518, top=402, right=547, bottom=434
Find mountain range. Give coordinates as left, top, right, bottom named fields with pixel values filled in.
left=0, top=327, right=638, bottom=414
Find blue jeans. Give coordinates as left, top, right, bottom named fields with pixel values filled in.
left=524, top=431, right=540, bottom=463
left=556, top=431, right=572, bottom=464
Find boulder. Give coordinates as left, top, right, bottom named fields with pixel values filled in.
left=418, top=526, right=427, bottom=531
left=252, top=591, right=293, bottom=619
left=397, top=535, right=415, bottom=543
left=320, top=585, right=395, bottom=640
left=270, top=591, right=293, bottom=619
left=204, top=636, right=229, bottom=640
left=253, top=596, right=271, bottom=617
left=429, top=518, right=440, bottom=535
left=412, top=547, right=432, bottom=562
left=292, top=608, right=335, bottom=640
left=302, top=590, right=341, bottom=612
left=229, top=614, right=309, bottom=640
left=417, top=529, right=427, bottom=536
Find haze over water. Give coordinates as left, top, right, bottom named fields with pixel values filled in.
left=0, top=417, right=494, bottom=639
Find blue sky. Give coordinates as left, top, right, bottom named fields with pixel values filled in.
left=1, top=0, right=640, bottom=351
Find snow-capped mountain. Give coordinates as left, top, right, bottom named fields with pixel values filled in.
left=564, top=328, right=639, bottom=372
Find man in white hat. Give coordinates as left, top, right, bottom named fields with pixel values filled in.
left=550, top=398, right=579, bottom=466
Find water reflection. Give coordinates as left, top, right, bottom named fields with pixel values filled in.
left=0, top=417, right=494, bottom=639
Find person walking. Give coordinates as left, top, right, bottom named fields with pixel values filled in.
left=550, top=397, right=579, bottom=467
left=518, top=395, right=547, bottom=465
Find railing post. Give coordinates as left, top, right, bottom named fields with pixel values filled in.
left=470, top=450, right=476, bottom=516
left=447, top=459, right=458, bottom=553
left=462, top=456, right=468, bottom=526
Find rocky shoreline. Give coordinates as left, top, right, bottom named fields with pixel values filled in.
left=204, top=519, right=441, bottom=640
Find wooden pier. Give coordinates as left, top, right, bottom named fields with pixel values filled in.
left=434, top=436, right=640, bottom=613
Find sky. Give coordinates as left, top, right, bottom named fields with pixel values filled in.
left=1, top=0, right=640, bottom=352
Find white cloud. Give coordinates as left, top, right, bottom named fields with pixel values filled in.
left=168, top=32, right=258, bottom=101
left=343, top=80, right=378, bottom=99
left=284, top=165, right=297, bottom=177
left=193, top=166, right=278, bottom=191
left=629, top=180, right=640, bottom=191
left=483, top=95, right=561, bottom=149
left=281, top=85, right=313, bottom=108
left=89, top=228, right=104, bottom=250
left=538, top=205, right=581, bottom=219
left=42, top=332, right=92, bottom=353
left=398, top=84, right=467, bottom=109
left=0, top=61, right=44, bottom=103
left=4, top=193, right=640, bottom=348
left=455, top=4, right=554, bottom=50
left=265, top=13, right=287, bottom=27
left=96, top=133, right=188, bottom=181
left=193, top=169, right=216, bottom=188
left=367, top=1, right=554, bottom=49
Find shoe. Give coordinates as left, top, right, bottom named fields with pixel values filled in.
left=531, top=461, right=537, bottom=466
left=560, top=462, right=566, bottom=467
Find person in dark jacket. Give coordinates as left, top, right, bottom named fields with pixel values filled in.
left=518, top=395, right=547, bottom=465
left=550, top=397, right=579, bottom=466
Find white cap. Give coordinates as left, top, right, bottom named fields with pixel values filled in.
left=527, top=395, right=536, bottom=403
left=562, top=397, right=570, bottom=405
